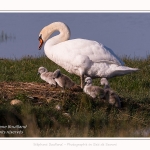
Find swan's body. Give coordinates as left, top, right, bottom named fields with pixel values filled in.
left=53, top=69, right=76, bottom=89
left=100, top=78, right=121, bottom=108
left=38, top=67, right=57, bottom=87
left=38, top=22, right=139, bottom=88
left=84, top=77, right=105, bottom=98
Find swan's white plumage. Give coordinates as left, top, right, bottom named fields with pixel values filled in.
left=38, top=22, right=139, bottom=88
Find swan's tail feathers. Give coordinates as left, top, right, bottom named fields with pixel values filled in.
left=110, top=66, right=139, bottom=77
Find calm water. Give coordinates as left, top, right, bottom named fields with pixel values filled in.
left=0, top=13, right=150, bottom=59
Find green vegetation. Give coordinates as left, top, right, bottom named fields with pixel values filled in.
left=0, top=55, right=150, bottom=137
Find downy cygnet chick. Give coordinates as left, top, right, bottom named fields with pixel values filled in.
left=38, top=66, right=57, bottom=87
left=84, top=77, right=105, bottom=99
left=100, top=78, right=121, bottom=108
left=53, top=69, right=76, bottom=89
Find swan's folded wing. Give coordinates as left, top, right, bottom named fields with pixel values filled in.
left=55, top=38, right=124, bottom=66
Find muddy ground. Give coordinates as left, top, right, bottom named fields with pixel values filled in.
left=0, top=82, right=83, bottom=105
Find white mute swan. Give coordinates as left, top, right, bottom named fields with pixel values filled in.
left=38, top=22, right=139, bottom=88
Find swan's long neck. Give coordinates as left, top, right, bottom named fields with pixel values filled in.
left=44, top=22, right=70, bottom=46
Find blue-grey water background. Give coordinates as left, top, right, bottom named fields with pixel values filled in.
left=0, top=12, right=150, bottom=59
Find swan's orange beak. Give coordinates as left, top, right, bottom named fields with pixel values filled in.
left=38, top=37, right=44, bottom=50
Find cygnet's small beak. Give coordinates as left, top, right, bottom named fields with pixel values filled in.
left=37, top=72, right=40, bottom=75
left=52, top=75, right=55, bottom=80
left=84, top=82, right=87, bottom=86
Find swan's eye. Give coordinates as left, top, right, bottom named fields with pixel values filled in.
left=38, top=34, right=42, bottom=40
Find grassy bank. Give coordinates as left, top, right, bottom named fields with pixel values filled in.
left=0, top=55, right=150, bottom=137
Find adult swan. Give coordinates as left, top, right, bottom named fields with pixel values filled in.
left=38, top=22, right=138, bottom=88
